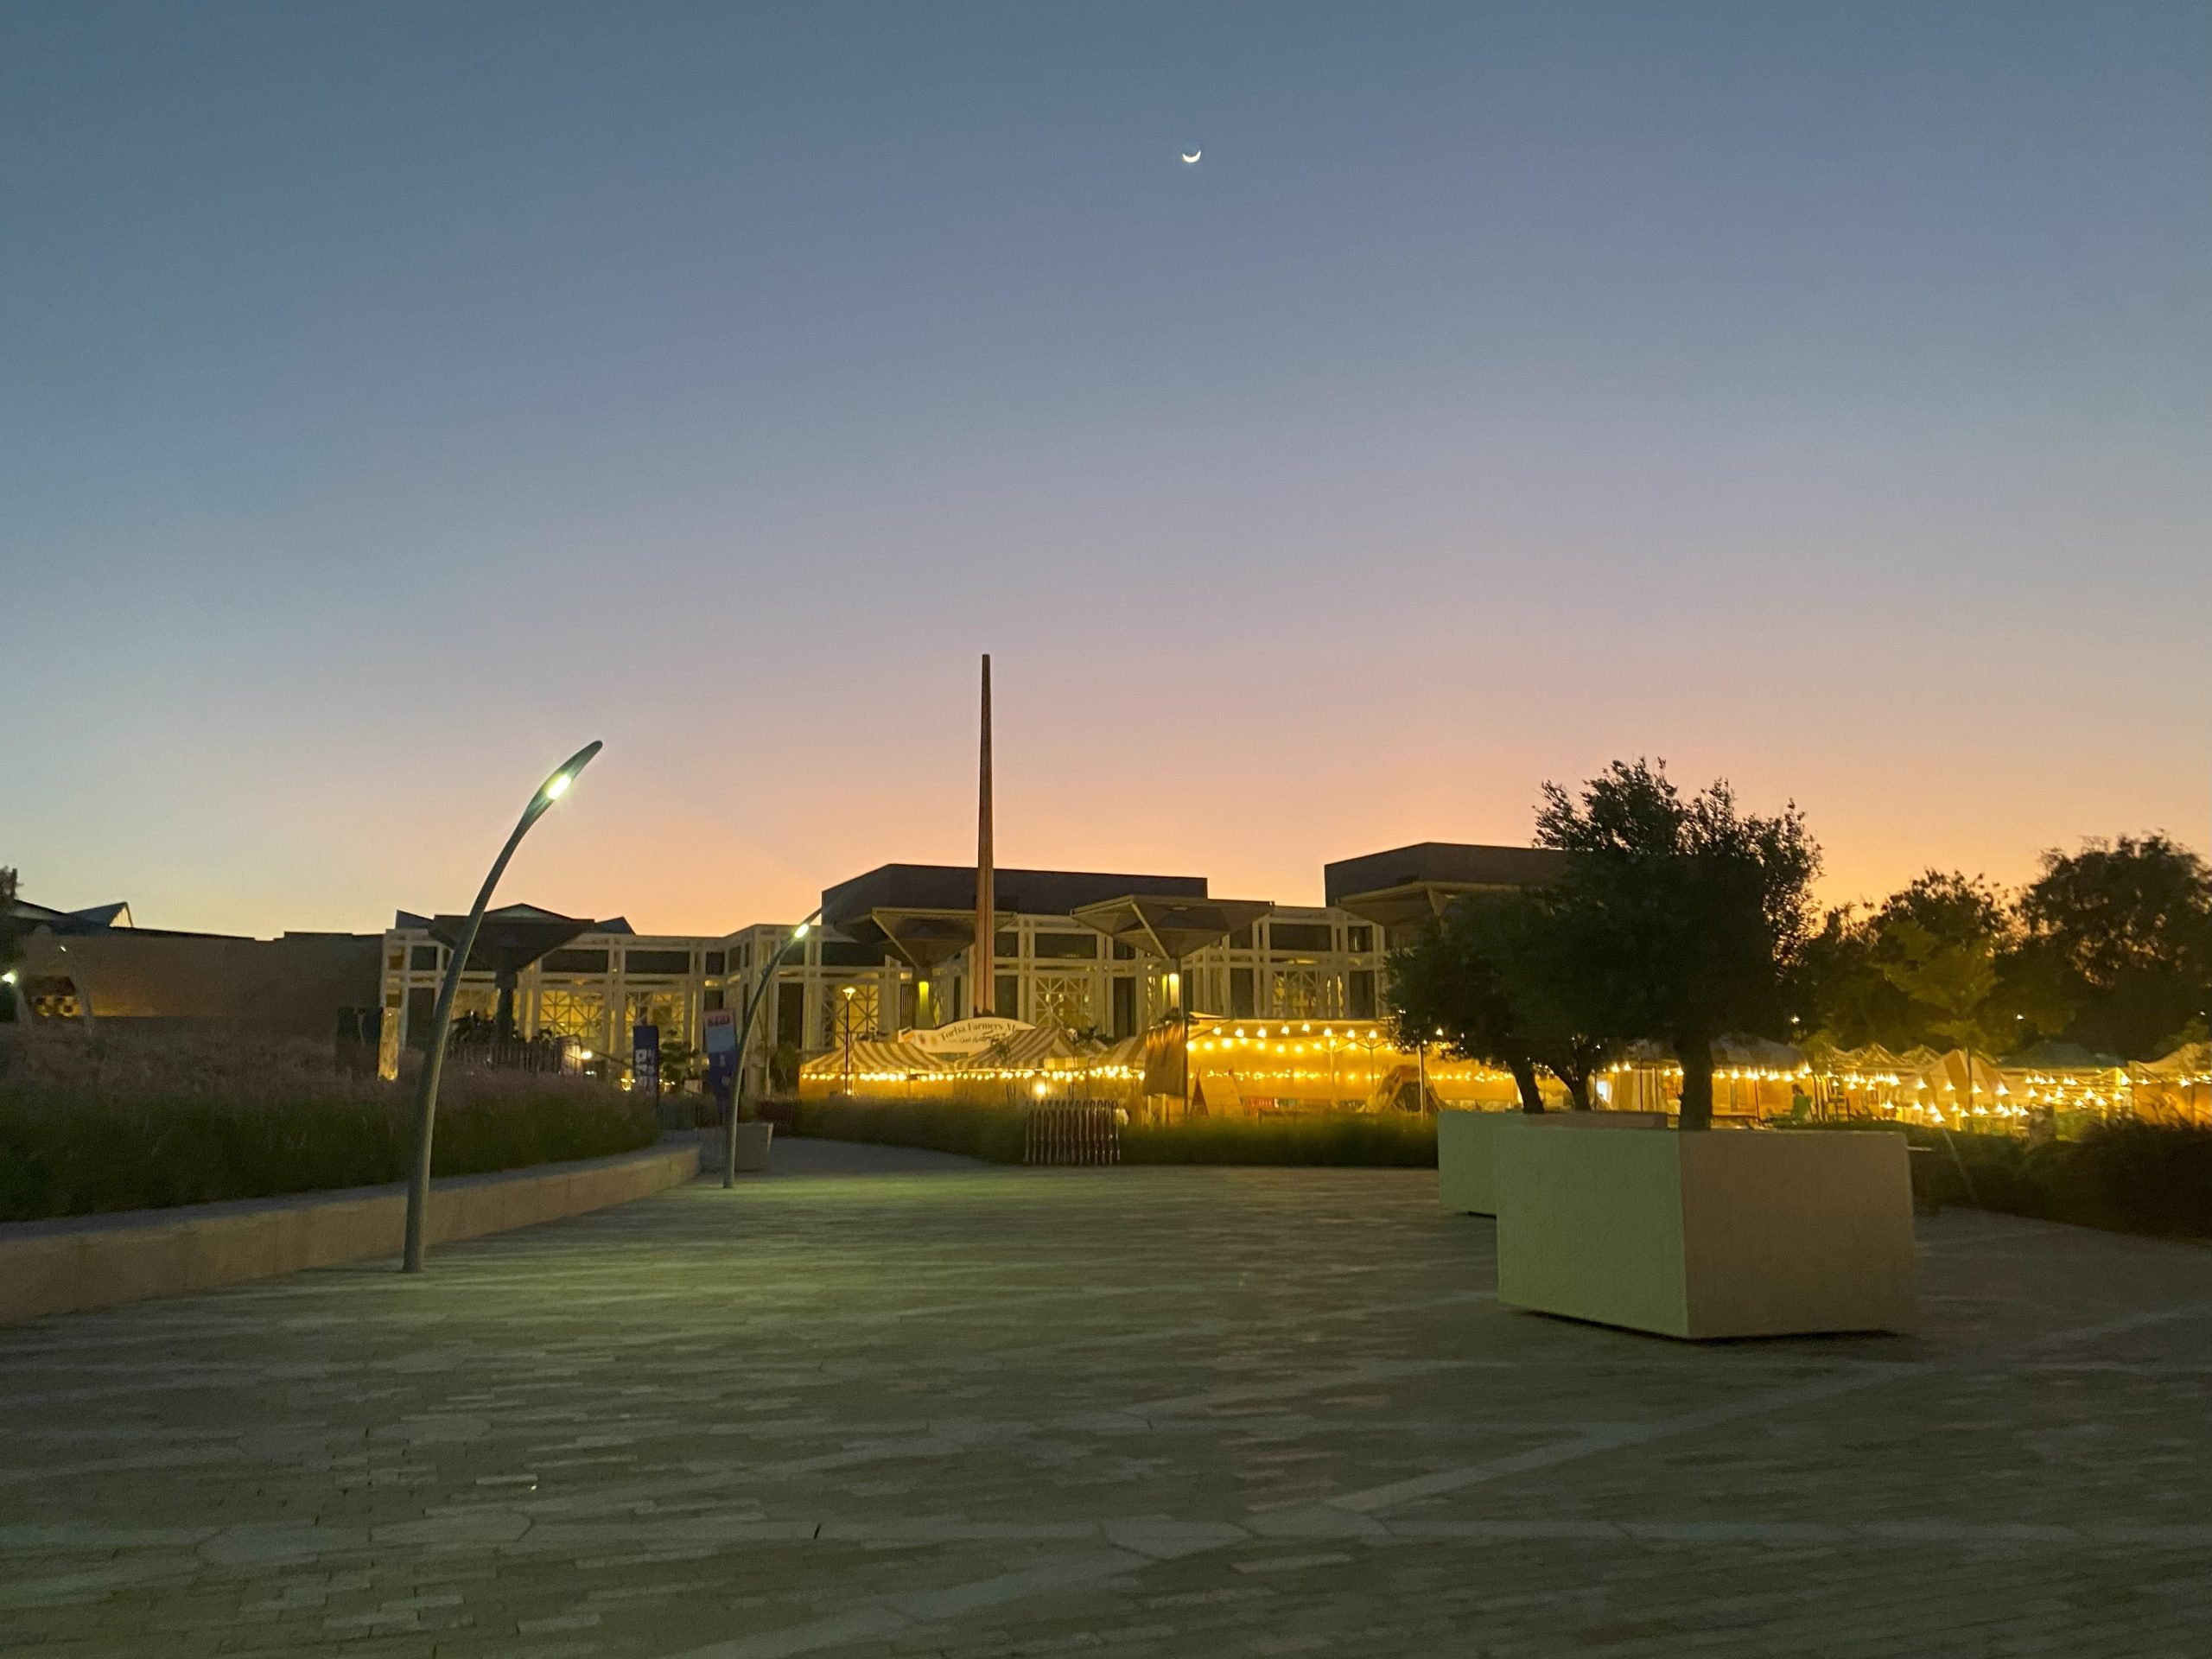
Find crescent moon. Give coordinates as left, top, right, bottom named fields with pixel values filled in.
left=1181, top=150, right=1201, bottom=163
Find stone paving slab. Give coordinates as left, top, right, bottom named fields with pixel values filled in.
left=1, top=1138, right=2207, bottom=1656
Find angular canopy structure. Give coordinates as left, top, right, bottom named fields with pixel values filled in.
left=1069, top=895, right=1274, bottom=964
left=1324, top=842, right=1576, bottom=938
left=426, top=903, right=603, bottom=1039
left=821, top=864, right=1212, bottom=974
left=862, top=907, right=976, bottom=973
left=426, top=904, right=599, bottom=977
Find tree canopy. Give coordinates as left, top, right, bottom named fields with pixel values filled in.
left=1526, top=760, right=1820, bottom=1129
left=2015, top=835, right=2210, bottom=1060
left=1795, top=839, right=2209, bottom=1063
left=1384, top=891, right=1611, bottom=1112
left=1382, top=762, right=2204, bottom=1120
left=1793, top=871, right=2052, bottom=1056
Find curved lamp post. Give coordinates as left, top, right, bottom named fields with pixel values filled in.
left=403, top=740, right=602, bottom=1273
left=724, top=906, right=821, bottom=1188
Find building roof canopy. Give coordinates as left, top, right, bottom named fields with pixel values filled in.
left=1322, top=842, right=1575, bottom=909
left=823, top=863, right=1207, bottom=937
left=428, top=905, right=601, bottom=976
left=1071, top=895, right=1274, bottom=963
left=7, top=896, right=136, bottom=935
left=866, top=907, right=976, bottom=970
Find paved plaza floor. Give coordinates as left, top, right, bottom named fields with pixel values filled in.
left=3, top=1138, right=2209, bottom=1658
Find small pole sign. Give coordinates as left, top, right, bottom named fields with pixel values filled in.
left=702, top=1008, right=738, bottom=1117
left=632, top=1022, right=660, bottom=1099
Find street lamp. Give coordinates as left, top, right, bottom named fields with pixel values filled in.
left=839, top=984, right=858, bottom=1098
left=403, top=740, right=601, bottom=1273
left=724, top=906, right=821, bottom=1189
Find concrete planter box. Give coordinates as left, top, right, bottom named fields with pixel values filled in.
left=731, top=1121, right=775, bottom=1173
left=0, top=1142, right=699, bottom=1325
left=1437, top=1109, right=1669, bottom=1216
left=1494, top=1127, right=1917, bottom=1340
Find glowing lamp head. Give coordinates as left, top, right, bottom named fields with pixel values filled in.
left=0, top=969, right=14, bottom=985
left=543, top=772, right=572, bottom=801
left=794, top=922, right=811, bottom=939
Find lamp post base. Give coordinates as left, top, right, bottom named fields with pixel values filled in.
left=729, top=1122, right=774, bottom=1174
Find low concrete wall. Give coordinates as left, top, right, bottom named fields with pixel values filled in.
left=1437, top=1109, right=1670, bottom=1215
left=0, top=1141, right=699, bottom=1325
left=1494, top=1127, right=1917, bottom=1340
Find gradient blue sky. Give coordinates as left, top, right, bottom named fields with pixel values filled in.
left=4, top=1, right=2206, bottom=937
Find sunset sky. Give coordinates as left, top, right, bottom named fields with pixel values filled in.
left=5, top=2, right=2206, bottom=939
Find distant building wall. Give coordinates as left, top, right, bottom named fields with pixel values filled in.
left=16, top=931, right=382, bottom=1039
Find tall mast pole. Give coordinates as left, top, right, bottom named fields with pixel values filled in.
left=975, top=653, right=995, bottom=1016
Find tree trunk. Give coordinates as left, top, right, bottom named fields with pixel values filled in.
left=1559, top=1064, right=1592, bottom=1109
left=1510, top=1058, right=1546, bottom=1113
left=1675, top=1033, right=1714, bottom=1130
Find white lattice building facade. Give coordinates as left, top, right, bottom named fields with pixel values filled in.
left=377, top=843, right=1568, bottom=1090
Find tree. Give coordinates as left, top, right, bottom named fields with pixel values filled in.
left=1796, top=871, right=2053, bottom=1054
left=2016, top=835, right=2212, bottom=1059
left=658, top=1040, right=703, bottom=1092
left=1463, top=889, right=1615, bottom=1109
left=1529, top=760, right=1820, bottom=1130
left=1385, top=894, right=1548, bottom=1112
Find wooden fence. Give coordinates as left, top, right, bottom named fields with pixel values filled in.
left=1024, top=1102, right=1121, bottom=1166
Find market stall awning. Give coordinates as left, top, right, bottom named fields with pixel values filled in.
left=799, top=1039, right=947, bottom=1079
left=976, top=1024, right=1082, bottom=1070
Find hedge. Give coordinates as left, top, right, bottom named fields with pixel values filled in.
left=0, top=1029, right=657, bottom=1223
left=791, top=1097, right=1437, bottom=1167
left=1904, top=1121, right=2209, bottom=1238
left=793, top=1096, right=2208, bottom=1238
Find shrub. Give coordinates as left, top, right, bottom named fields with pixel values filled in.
left=1784, top=1116, right=2209, bottom=1238
left=791, top=1098, right=1028, bottom=1162
left=0, top=1027, right=656, bottom=1222
left=1913, top=1120, right=2209, bottom=1237
left=791, top=1096, right=1438, bottom=1168
left=1122, top=1113, right=1435, bottom=1167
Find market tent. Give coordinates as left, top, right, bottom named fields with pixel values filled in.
left=1088, top=1033, right=1147, bottom=1073
left=1822, top=1044, right=1910, bottom=1075
left=1713, top=1036, right=1804, bottom=1070
left=799, top=1040, right=946, bottom=1084
left=2132, top=1041, right=2209, bottom=1080
left=2127, top=1042, right=2210, bottom=1125
left=974, top=1023, right=1082, bottom=1071
left=1910, top=1048, right=2013, bottom=1108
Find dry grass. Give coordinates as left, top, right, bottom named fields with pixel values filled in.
left=0, top=1026, right=657, bottom=1222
